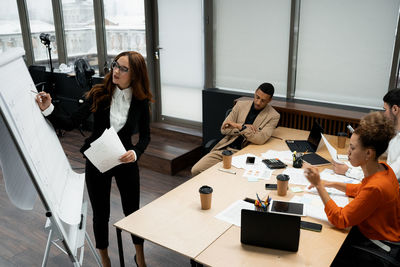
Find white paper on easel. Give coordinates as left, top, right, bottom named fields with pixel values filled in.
left=83, top=127, right=126, bottom=173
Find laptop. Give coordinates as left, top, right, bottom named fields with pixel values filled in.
left=285, top=121, right=324, bottom=153
left=241, top=209, right=300, bottom=252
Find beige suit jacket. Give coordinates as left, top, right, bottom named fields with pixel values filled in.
left=212, top=100, right=280, bottom=151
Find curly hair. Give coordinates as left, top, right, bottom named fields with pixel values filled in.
left=354, top=111, right=395, bottom=159
left=86, top=51, right=153, bottom=112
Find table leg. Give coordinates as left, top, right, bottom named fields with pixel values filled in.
left=116, top=228, right=125, bottom=267
left=190, top=259, right=204, bottom=267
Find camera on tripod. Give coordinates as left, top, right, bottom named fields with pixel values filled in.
left=39, top=33, right=51, bottom=46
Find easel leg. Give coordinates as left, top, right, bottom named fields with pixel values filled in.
left=85, top=232, right=102, bottom=267
left=116, top=228, right=125, bottom=267
left=41, top=229, right=53, bottom=267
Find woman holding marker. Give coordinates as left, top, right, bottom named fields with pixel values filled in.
left=36, top=51, right=151, bottom=267
left=304, top=112, right=400, bottom=266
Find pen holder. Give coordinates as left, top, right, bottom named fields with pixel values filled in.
left=293, top=153, right=303, bottom=168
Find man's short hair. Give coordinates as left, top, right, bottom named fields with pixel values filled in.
left=383, top=89, right=400, bottom=107
left=258, top=83, right=274, bottom=97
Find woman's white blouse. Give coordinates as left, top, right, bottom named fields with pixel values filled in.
left=110, top=86, right=132, bottom=132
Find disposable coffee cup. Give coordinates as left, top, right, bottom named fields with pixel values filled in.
left=337, top=132, right=347, bottom=149
left=276, top=174, right=290, bottom=196
left=199, top=185, right=213, bottom=210
left=222, top=150, right=233, bottom=169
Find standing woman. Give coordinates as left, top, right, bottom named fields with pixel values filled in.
left=36, top=51, right=151, bottom=267
left=304, top=112, right=400, bottom=266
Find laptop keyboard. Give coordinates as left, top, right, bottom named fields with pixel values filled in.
left=286, top=141, right=314, bottom=153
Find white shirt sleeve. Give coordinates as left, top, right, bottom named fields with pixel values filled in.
left=387, top=132, right=400, bottom=182
left=131, top=150, right=137, bottom=162
left=41, top=104, right=54, bottom=116
left=345, top=165, right=364, bottom=180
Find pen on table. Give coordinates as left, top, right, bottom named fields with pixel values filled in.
left=270, top=135, right=283, bottom=140
left=218, top=168, right=236, bottom=175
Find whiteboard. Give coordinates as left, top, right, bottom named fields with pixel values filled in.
left=0, top=48, right=85, bottom=254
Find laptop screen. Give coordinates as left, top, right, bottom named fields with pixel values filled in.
left=241, top=209, right=300, bottom=252
left=307, top=121, right=324, bottom=151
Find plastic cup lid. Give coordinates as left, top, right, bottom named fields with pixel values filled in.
left=276, top=174, right=290, bottom=181
left=199, top=185, right=213, bottom=194
left=222, top=150, right=233, bottom=156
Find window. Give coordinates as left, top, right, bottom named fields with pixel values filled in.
left=104, top=0, right=146, bottom=65
left=0, top=0, right=24, bottom=54
left=158, top=0, right=204, bottom=122
left=26, top=0, right=58, bottom=68
left=214, top=0, right=291, bottom=97
left=295, top=0, right=400, bottom=109
left=61, top=0, right=98, bottom=68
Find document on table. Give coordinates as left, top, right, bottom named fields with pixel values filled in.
left=232, top=153, right=264, bottom=170
left=305, top=169, right=359, bottom=196
left=291, top=194, right=349, bottom=222
left=215, top=199, right=255, bottom=227
left=282, top=168, right=309, bottom=185
left=319, top=168, right=360, bottom=184
left=83, top=127, right=126, bottom=173
left=242, top=168, right=273, bottom=181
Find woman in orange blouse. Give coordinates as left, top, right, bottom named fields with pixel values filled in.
left=304, top=112, right=400, bottom=266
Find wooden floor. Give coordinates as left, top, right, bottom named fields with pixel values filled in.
left=0, top=129, right=195, bottom=267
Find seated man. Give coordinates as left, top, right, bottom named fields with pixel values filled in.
left=191, top=83, right=280, bottom=176
left=332, top=89, right=400, bottom=182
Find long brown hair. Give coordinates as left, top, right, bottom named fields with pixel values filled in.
left=86, top=51, right=153, bottom=112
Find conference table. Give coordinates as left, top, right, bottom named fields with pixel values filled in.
left=114, top=127, right=350, bottom=266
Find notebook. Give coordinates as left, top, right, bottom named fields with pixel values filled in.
left=240, top=209, right=300, bottom=252
left=302, top=152, right=330, bottom=166
left=285, top=121, right=324, bottom=152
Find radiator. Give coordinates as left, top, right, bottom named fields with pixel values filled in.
left=275, top=109, right=360, bottom=136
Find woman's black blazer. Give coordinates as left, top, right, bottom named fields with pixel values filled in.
left=46, top=95, right=151, bottom=160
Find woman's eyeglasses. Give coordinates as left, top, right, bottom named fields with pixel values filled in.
left=111, top=61, right=129, bottom=73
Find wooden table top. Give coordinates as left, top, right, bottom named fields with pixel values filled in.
left=114, top=127, right=350, bottom=265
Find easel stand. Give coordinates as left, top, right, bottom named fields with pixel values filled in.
left=41, top=202, right=102, bottom=267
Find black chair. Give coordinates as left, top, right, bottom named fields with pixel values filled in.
left=351, top=243, right=400, bottom=266
left=203, top=108, right=232, bottom=154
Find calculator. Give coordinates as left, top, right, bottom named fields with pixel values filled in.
left=262, top=158, right=287, bottom=169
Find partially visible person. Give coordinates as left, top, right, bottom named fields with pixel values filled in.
left=333, top=89, right=400, bottom=183
left=304, top=112, right=400, bottom=266
left=191, top=83, right=280, bottom=176
left=36, top=51, right=151, bottom=267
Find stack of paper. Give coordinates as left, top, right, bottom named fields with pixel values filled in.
left=83, top=127, right=126, bottom=173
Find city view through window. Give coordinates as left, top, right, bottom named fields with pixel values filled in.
left=0, top=0, right=146, bottom=73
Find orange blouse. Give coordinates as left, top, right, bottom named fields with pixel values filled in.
left=325, top=163, right=400, bottom=241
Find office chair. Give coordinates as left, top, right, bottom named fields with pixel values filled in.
left=351, top=243, right=400, bottom=266
left=203, top=108, right=232, bottom=154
